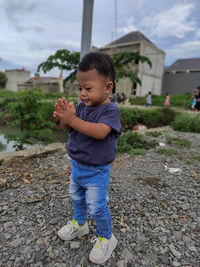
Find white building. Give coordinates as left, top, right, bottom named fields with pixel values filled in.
left=5, top=68, right=31, bottom=91
left=97, top=31, right=165, bottom=96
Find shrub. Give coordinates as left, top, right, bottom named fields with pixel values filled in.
left=117, top=131, right=157, bottom=154
left=40, top=101, right=55, bottom=121
left=141, top=108, right=177, bottom=128
left=0, top=96, right=18, bottom=109
left=171, top=114, right=200, bottom=133
left=5, top=88, right=55, bottom=150
left=119, top=107, right=177, bottom=131
left=119, top=107, right=138, bottom=131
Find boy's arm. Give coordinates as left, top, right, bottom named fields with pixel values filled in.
left=53, top=98, right=111, bottom=139
left=69, top=117, right=112, bottom=139
left=55, top=109, right=111, bottom=139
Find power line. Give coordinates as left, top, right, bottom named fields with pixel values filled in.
left=115, top=0, right=117, bottom=40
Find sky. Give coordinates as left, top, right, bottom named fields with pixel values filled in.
left=0, top=0, right=200, bottom=77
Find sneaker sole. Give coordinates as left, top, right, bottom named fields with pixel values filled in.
left=89, top=235, right=118, bottom=265
left=58, top=227, right=89, bottom=241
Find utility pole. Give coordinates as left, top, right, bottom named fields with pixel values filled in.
left=80, top=0, right=94, bottom=60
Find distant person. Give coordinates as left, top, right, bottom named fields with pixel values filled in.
left=195, top=86, right=200, bottom=111
left=190, top=94, right=197, bottom=111
left=53, top=52, right=121, bottom=265
left=121, top=93, right=127, bottom=101
left=116, top=92, right=121, bottom=103
left=132, top=117, right=147, bottom=131
left=164, top=92, right=170, bottom=107
left=146, top=91, right=152, bottom=108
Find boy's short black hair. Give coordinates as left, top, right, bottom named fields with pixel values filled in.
left=78, top=52, right=115, bottom=84
left=137, top=117, right=144, bottom=124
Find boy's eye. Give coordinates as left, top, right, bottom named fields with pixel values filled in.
left=86, top=88, right=91, bottom=91
left=78, top=88, right=82, bottom=91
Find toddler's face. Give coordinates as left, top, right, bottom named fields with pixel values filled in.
left=76, top=69, right=112, bottom=107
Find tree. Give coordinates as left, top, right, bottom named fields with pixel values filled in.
left=5, top=88, right=55, bottom=150
left=37, top=49, right=80, bottom=84
left=0, top=71, right=6, bottom=88
left=112, top=51, right=152, bottom=85
left=37, top=49, right=151, bottom=88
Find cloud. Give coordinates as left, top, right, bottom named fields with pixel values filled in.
left=124, top=0, right=144, bottom=9
left=142, top=2, right=196, bottom=39
left=27, top=40, right=80, bottom=53
left=166, top=40, right=200, bottom=64
left=3, top=0, right=44, bottom=32
left=118, top=18, right=138, bottom=34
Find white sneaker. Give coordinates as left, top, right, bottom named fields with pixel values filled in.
left=57, top=218, right=89, bottom=241
left=89, top=234, right=118, bottom=264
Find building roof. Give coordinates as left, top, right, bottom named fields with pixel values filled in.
left=26, top=77, right=59, bottom=83
left=104, top=31, right=156, bottom=47
left=166, top=58, right=200, bottom=72
left=5, top=68, right=30, bottom=73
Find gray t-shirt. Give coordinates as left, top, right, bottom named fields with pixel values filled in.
left=66, top=102, right=121, bottom=166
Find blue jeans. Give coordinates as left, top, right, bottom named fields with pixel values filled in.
left=69, top=159, right=112, bottom=239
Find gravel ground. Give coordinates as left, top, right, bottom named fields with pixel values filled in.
left=0, top=129, right=200, bottom=267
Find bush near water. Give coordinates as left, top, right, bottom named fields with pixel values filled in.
left=1, top=89, right=199, bottom=153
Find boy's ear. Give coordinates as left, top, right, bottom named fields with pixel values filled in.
left=105, top=81, right=114, bottom=93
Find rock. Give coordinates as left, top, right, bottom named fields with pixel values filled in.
left=49, top=217, right=60, bottom=225
left=4, top=221, right=13, bottom=228
left=54, top=264, right=67, bottom=267
left=70, top=242, right=80, bottom=249
left=14, top=257, right=24, bottom=266
left=0, top=129, right=200, bottom=266
left=188, top=246, right=197, bottom=252
left=172, top=261, right=181, bottom=267
left=121, top=247, right=133, bottom=261
left=159, top=254, right=170, bottom=265
left=116, top=260, right=126, bottom=267
left=169, top=244, right=181, bottom=259
left=44, top=230, right=53, bottom=236
left=181, top=204, right=190, bottom=211
left=30, top=263, right=43, bottom=267
left=9, top=238, right=24, bottom=247
left=137, top=232, right=146, bottom=242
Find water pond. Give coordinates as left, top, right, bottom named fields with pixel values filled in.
left=0, top=125, right=68, bottom=153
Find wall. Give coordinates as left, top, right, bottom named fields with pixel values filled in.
left=18, top=82, right=60, bottom=93
left=138, top=42, right=165, bottom=96
left=5, top=70, right=31, bottom=91
left=162, top=71, right=200, bottom=95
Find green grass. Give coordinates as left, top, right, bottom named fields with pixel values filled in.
left=145, top=131, right=163, bottom=137
left=185, top=160, right=193, bottom=165
left=128, top=148, right=146, bottom=156
left=129, top=92, right=192, bottom=108
left=166, top=137, right=191, bottom=147
left=135, top=177, right=167, bottom=188
left=156, top=148, right=179, bottom=156
left=191, top=154, right=200, bottom=161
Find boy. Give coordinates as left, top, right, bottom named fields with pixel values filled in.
left=146, top=91, right=152, bottom=108
left=53, top=52, right=121, bottom=264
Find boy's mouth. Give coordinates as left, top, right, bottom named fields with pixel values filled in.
left=82, top=99, right=89, bottom=103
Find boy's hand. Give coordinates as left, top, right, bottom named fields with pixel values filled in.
left=53, top=97, right=76, bottom=126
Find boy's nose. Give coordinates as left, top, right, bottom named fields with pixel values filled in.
left=80, top=89, right=87, bottom=97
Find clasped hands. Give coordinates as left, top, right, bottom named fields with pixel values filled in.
left=53, top=97, right=76, bottom=127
